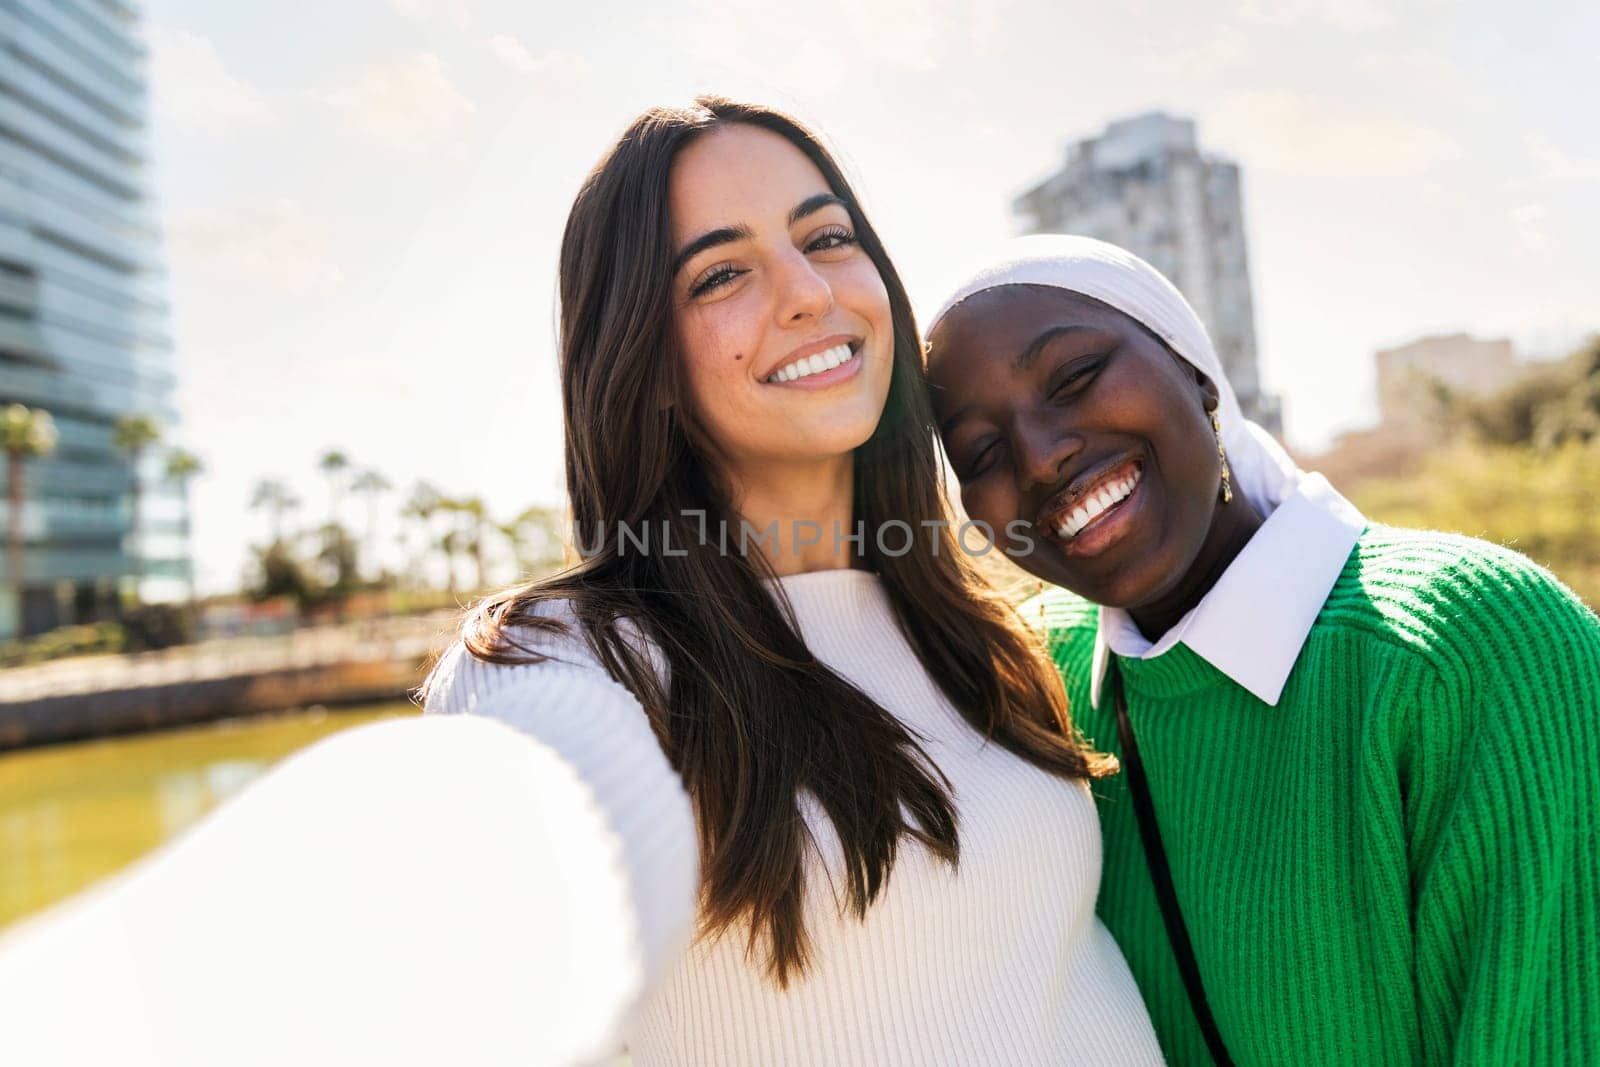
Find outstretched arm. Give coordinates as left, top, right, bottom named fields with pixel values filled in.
left=0, top=660, right=697, bottom=1067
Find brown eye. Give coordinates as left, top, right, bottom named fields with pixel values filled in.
left=1048, top=354, right=1110, bottom=400
left=690, top=263, right=744, bottom=297
left=965, top=439, right=1001, bottom=480
left=805, top=225, right=856, bottom=253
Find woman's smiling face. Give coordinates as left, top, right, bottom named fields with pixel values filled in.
left=927, top=284, right=1223, bottom=609
left=667, top=123, right=894, bottom=481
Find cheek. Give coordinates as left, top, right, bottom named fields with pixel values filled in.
left=960, top=479, right=1014, bottom=529
left=829, top=257, right=892, bottom=333
left=675, top=298, right=760, bottom=412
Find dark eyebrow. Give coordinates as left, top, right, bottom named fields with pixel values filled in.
left=1017, top=325, right=1101, bottom=371
left=673, top=194, right=848, bottom=277
left=673, top=224, right=753, bottom=276
left=789, top=192, right=848, bottom=226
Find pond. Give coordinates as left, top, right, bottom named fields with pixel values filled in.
left=0, top=703, right=418, bottom=929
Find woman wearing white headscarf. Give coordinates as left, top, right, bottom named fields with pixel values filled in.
left=925, top=235, right=1600, bottom=1066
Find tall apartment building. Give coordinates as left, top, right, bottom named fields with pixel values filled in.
left=0, top=0, right=189, bottom=639
left=1014, top=112, right=1281, bottom=433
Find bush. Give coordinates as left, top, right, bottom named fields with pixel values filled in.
left=121, top=602, right=197, bottom=652
left=1350, top=440, right=1600, bottom=609
left=0, top=621, right=127, bottom=667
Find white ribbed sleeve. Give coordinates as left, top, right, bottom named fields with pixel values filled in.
left=420, top=618, right=700, bottom=1046
left=0, top=709, right=698, bottom=1067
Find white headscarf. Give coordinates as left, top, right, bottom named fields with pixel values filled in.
left=927, top=234, right=1299, bottom=512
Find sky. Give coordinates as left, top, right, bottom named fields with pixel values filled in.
left=139, top=0, right=1600, bottom=595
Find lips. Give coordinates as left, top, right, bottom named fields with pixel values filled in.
left=762, top=335, right=861, bottom=385
left=1037, top=457, right=1143, bottom=544
left=766, top=341, right=855, bottom=384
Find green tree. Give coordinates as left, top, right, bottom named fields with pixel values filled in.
left=249, top=478, right=300, bottom=546
left=113, top=413, right=162, bottom=593
left=317, top=449, right=351, bottom=529
left=501, top=504, right=566, bottom=579
left=250, top=539, right=316, bottom=605
left=438, top=523, right=462, bottom=599
left=313, top=520, right=361, bottom=594
left=350, top=468, right=393, bottom=584
left=455, top=496, right=489, bottom=592
left=1443, top=335, right=1600, bottom=449
left=1, top=404, right=58, bottom=633
left=401, top=481, right=445, bottom=591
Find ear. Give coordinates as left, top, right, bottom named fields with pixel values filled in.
left=1162, top=347, right=1222, bottom=414
left=1192, top=367, right=1221, bottom=415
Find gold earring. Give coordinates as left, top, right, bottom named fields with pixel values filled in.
left=1211, top=409, right=1233, bottom=505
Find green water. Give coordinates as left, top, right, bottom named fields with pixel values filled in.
left=0, top=704, right=418, bottom=929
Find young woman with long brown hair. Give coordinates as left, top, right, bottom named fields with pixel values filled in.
left=420, top=99, right=1164, bottom=1063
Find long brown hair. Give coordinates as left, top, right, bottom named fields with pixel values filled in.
left=426, top=96, right=1112, bottom=985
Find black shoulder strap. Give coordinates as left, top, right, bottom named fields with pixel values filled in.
left=1107, top=658, right=1236, bottom=1067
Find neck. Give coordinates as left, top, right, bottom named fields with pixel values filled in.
left=1129, top=491, right=1265, bottom=641
left=727, top=453, right=859, bottom=577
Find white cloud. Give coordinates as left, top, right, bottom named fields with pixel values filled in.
left=1231, top=0, right=1395, bottom=30
left=168, top=199, right=344, bottom=294
left=1527, top=134, right=1600, bottom=183
left=387, top=0, right=471, bottom=27
left=485, top=35, right=589, bottom=80
left=1211, top=91, right=1462, bottom=177
left=149, top=28, right=274, bottom=136
left=682, top=0, right=1005, bottom=94
left=1512, top=203, right=1549, bottom=253
left=323, top=54, right=476, bottom=153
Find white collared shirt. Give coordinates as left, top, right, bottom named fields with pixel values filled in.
left=1090, top=471, right=1367, bottom=709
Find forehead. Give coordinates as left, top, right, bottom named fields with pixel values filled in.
left=928, top=285, right=1120, bottom=371
left=667, top=124, right=832, bottom=240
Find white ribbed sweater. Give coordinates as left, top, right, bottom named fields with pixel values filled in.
left=423, top=569, right=1163, bottom=1065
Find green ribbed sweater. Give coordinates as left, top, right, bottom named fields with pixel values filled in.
left=1039, top=526, right=1600, bottom=1065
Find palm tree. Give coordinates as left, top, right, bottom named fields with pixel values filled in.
left=1, top=404, right=58, bottom=634
left=495, top=517, right=523, bottom=581
left=164, top=448, right=204, bottom=608
left=456, top=496, right=489, bottom=591
left=437, top=524, right=462, bottom=599
left=249, top=478, right=300, bottom=546
left=349, top=468, right=392, bottom=583
left=401, top=481, right=444, bottom=591
left=317, top=449, right=351, bottom=529
left=113, top=413, right=162, bottom=592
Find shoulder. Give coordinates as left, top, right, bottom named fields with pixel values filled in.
left=1321, top=524, right=1600, bottom=697
left=421, top=597, right=649, bottom=717
left=1020, top=586, right=1100, bottom=671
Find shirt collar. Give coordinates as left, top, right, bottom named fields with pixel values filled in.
left=1090, top=471, right=1366, bottom=709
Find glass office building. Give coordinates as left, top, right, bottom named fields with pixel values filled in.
left=0, top=0, right=189, bottom=639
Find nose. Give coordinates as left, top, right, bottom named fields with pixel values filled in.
left=1013, top=410, right=1081, bottom=494
left=772, top=247, right=833, bottom=325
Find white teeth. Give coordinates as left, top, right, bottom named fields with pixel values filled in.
left=1054, top=467, right=1143, bottom=540
left=767, top=343, right=853, bottom=383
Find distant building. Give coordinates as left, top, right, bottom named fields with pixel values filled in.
left=0, top=0, right=189, bottom=639
left=1375, top=333, right=1518, bottom=429
left=1013, top=112, right=1281, bottom=433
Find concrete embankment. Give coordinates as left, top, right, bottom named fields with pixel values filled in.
left=0, top=613, right=458, bottom=751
